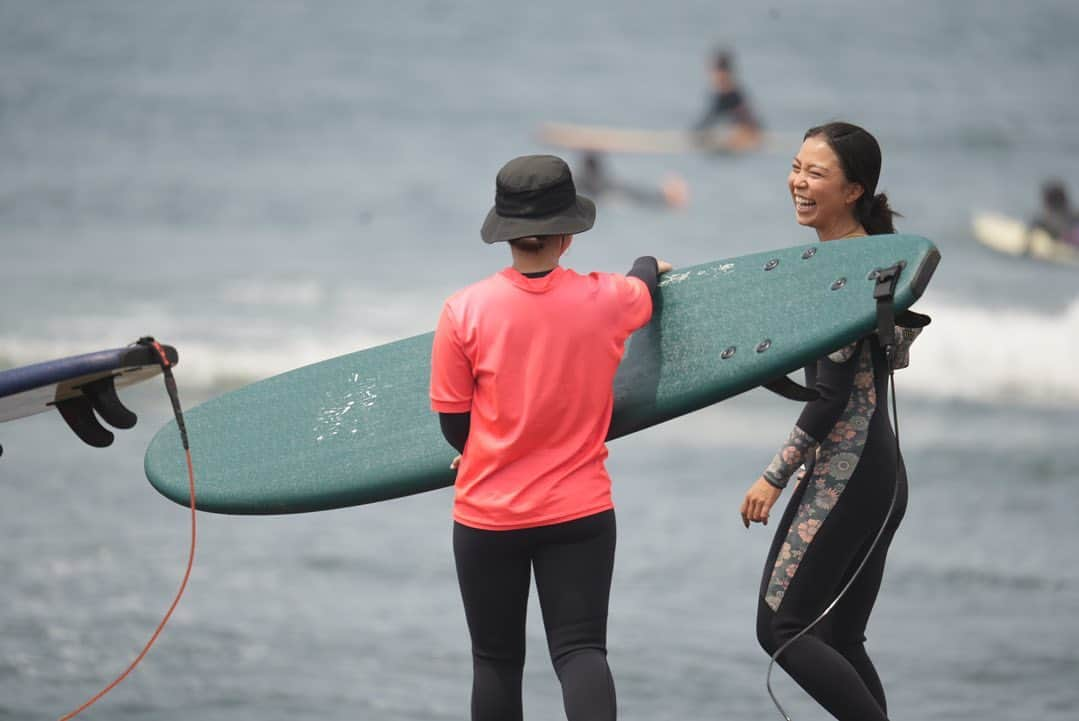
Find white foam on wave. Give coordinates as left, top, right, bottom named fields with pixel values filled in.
left=0, top=282, right=446, bottom=393
left=219, top=278, right=328, bottom=307
left=0, top=330, right=402, bottom=393
left=898, top=294, right=1079, bottom=406
left=3, top=292, right=1078, bottom=407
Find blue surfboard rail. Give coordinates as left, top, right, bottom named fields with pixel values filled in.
left=0, top=341, right=178, bottom=451
left=0, top=345, right=175, bottom=401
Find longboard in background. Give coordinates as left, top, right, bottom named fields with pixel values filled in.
left=971, top=212, right=1079, bottom=266
left=0, top=341, right=178, bottom=451
left=536, top=121, right=797, bottom=155
left=145, top=235, right=939, bottom=515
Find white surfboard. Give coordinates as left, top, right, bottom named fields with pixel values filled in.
left=971, top=212, right=1079, bottom=266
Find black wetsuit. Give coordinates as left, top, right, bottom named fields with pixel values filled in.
left=440, top=257, right=659, bottom=721
left=1030, top=208, right=1079, bottom=246
left=694, top=88, right=760, bottom=131
left=756, top=333, right=908, bottom=721
left=575, top=156, right=670, bottom=209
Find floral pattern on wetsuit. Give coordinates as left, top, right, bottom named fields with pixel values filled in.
left=762, top=426, right=819, bottom=489
left=891, top=326, right=923, bottom=370
left=764, top=343, right=877, bottom=612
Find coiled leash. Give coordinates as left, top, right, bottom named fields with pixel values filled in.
left=765, top=264, right=920, bottom=721
left=58, top=337, right=197, bottom=721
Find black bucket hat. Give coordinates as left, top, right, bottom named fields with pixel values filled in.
left=480, top=154, right=596, bottom=244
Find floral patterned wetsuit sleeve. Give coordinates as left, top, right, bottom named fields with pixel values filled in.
left=763, top=342, right=880, bottom=611
left=762, top=426, right=819, bottom=489
left=795, top=340, right=863, bottom=442
left=760, top=340, right=864, bottom=490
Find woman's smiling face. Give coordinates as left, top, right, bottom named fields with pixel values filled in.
left=787, top=135, right=864, bottom=239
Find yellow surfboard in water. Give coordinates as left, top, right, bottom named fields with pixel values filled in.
left=971, top=212, right=1079, bottom=266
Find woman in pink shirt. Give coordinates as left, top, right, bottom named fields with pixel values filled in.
left=430, top=154, right=670, bottom=721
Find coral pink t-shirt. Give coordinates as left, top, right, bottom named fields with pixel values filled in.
left=430, top=266, right=652, bottom=530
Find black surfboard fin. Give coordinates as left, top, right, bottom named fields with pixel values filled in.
left=762, top=375, right=820, bottom=403
left=81, top=375, right=137, bottom=429
left=55, top=395, right=115, bottom=448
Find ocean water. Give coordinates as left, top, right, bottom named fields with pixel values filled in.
left=2, top=1, right=1078, bottom=719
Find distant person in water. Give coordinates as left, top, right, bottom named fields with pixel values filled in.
left=575, top=152, right=689, bottom=210
left=1029, top=179, right=1079, bottom=247
left=693, top=49, right=763, bottom=152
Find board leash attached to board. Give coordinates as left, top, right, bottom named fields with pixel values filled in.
left=763, top=264, right=912, bottom=721
left=0, top=338, right=180, bottom=456
left=57, top=337, right=198, bottom=721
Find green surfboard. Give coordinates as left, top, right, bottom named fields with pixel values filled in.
left=145, top=235, right=939, bottom=515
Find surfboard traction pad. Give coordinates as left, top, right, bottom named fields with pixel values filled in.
left=145, top=235, right=939, bottom=515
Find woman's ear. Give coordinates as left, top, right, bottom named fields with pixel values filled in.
left=845, top=182, right=865, bottom=206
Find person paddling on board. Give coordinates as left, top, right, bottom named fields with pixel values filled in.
left=430, top=154, right=671, bottom=721
left=739, top=122, right=925, bottom=721
left=575, top=151, right=690, bottom=210
left=692, top=48, right=763, bottom=153
left=1028, top=179, right=1079, bottom=249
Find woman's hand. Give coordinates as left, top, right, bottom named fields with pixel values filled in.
left=450, top=455, right=462, bottom=470
left=741, top=476, right=782, bottom=528
left=657, top=259, right=674, bottom=274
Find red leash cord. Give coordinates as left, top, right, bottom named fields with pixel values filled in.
left=58, top=339, right=196, bottom=721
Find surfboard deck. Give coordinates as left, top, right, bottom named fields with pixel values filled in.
left=144, top=235, right=939, bottom=515
left=536, top=121, right=795, bottom=155
left=971, top=212, right=1079, bottom=266
left=0, top=343, right=178, bottom=423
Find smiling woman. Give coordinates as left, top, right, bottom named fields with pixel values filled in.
left=788, top=122, right=899, bottom=241
left=740, top=122, right=921, bottom=721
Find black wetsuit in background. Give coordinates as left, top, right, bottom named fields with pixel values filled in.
left=694, top=88, right=760, bottom=131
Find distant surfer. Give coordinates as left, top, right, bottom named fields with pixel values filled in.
left=1029, top=179, right=1079, bottom=249
left=692, top=49, right=763, bottom=153
left=739, top=122, right=924, bottom=721
left=430, top=154, right=671, bottom=721
left=575, top=151, right=689, bottom=210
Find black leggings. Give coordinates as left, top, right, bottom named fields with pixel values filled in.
left=757, top=456, right=907, bottom=721
left=453, top=509, right=617, bottom=721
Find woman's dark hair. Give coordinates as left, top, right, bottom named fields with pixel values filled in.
left=804, top=121, right=899, bottom=234
left=1042, top=180, right=1069, bottom=212
left=713, top=49, right=733, bottom=73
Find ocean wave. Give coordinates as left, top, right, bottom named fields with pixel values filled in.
left=898, top=294, right=1079, bottom=406
left=2, top=294, right=1078, bottom=407
left=219, top=277, right=329, bottom=307
left=891, top=564, right=1073, bottom=593
left=0, top=331, right=403, bottom=395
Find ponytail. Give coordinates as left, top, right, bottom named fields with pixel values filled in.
left=806, top=121, right=901, bottom=235
left=858, top=192, right=901, bottom=235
